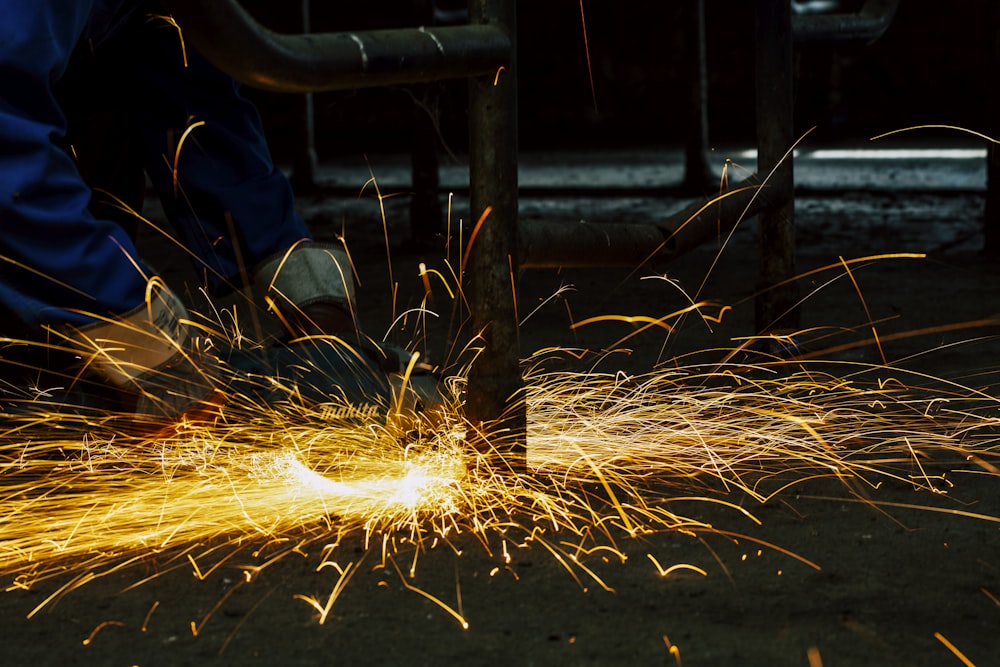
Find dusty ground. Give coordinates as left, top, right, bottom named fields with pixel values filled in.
left=2, top=148, right=999, bottom=666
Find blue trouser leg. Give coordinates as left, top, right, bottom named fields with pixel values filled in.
left=0, top=0, right=151, bottom=330
left=0, top=1, right=313, bottom=333
left=0, top=3, right=406, bottom=416
left=116, top=9, right=313, bottom=292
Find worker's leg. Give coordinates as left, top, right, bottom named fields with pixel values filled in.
left=122, top=9, right=312, bottom=292
left=0, top=1, right=152, bottom=332
left=119, top=8, right=362, bottom=339
left=120, top=14, right=437, bottom=411
left=0, top=2, right=227, bottom=423
left=56, top=11, right=148, bottom=239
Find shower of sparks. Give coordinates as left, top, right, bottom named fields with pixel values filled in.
left=2, top=154, right=999, bottom=626
left=1, top=342, right=999, bottom=625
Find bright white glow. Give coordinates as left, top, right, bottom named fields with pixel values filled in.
left=809, top=148, right=986, bottom=160
left=737, top=149, right=800, bottom=160
left=736, top=148, right=986, bottom=160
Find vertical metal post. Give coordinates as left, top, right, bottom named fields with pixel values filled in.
left=290, top=0, right=318, bottom=190
left=754, top=0, right=799, bottom=332
left=987, top=145, right=1000, bottom=257
left=985, top=0, right=1000, bottom=257
left=466, top=0, right=525, bottom=468
left=682, top=0, right=713, bottom=194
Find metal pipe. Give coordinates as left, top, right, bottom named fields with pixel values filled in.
left=162, top=0, right=510, bottom=93
left=518, top=176, right=771, bottom=269
left=465, top=0, right=525, bottom=470
left=792, top=0, right=899, bottom=46
left=755, top=0, right=799, bottom=333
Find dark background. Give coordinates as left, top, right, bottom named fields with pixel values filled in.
left=243, top=0, right=998, bottom=162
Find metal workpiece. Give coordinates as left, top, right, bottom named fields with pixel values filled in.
left=792, top=0, right=899, bottom=46
left=518, top=176, right=773, bottom=269
left=465, top=0, right=525, bottom=464
left=162, top=0, right=510, bottom=93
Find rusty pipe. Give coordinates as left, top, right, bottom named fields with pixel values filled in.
left=792, top=0, right=899, bottom=46
left=465, top=0, right=525, bottom=470
left=756, top=0, right=798, bottom=333
left=519, top=176, right=773, bottom=269
left=161, top=0, right=510, bottom=93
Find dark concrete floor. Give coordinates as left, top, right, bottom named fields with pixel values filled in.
left=3, top=144, right=999, bottom=667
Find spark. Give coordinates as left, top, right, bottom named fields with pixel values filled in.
left=386, top=555, right=468, bottom=629
left=871, top=124, right=999, bottom=146
left=460, top=205, right=493, bottom=278
left=172, top=119, right=205, bottom=196
left=0, top=254, right=95, bottom=301
left=1, top=213, right=998, bottom=633
left=646, top=554, right=707, bottom=578
left=982, top=588, right=1000, bottom=607
left=141, top=600, right=160, bottom=632
left=82, top=619, right=125, bottom=646
left=1, top=344, right=995, bottom=627
left=360, top=166, right=396, bottom=293
left=934, top=632, right=977, bottom=667
left=663, top=634, right=683, bottom=667
left=577, top=0, right=598, bottom=112
left=838, top=255, right=886, bottom=364
left=293, top=553, right=366, bottom=625
left=148, top=14, right=188, bottom=68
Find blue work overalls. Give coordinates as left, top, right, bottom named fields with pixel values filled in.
left=0, top=0, right=311, bottom=331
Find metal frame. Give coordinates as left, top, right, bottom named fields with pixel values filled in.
left=163, top=0, right=525, bottom=460
left=464, top=1, right=525, bottom=467
left=163, top=0, right=511, bottom=92
left=161, top=0, right=903, bottom=469
left=791, top=0, right=899, bottom=46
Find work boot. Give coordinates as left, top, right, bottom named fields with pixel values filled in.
left=253, top=241, right=448, bottom=415
left=254, top=241, right=358, bottom=341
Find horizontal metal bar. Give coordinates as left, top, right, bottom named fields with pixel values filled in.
left=792, top=0, right=899, bottom=46
left=519, top=176, right=774, bottom=269
left=163, top=0, right=510, bottom=93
